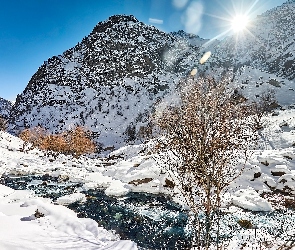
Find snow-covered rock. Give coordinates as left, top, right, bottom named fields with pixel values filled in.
left=270, top=164, right=291, bottom=176
left=56, top=192, right=86, bottom=205
left=276, top=173, right=295, bottom=194
left=104, top=180, right=130, bottom=196
left=231, top=188, right=273, bottom=212
left=0, top=97, right=12, bottom=119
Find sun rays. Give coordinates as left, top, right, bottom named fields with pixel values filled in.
left=201, top=0, right=261, bottom=48
left=231, top=14, right=249, bottom=32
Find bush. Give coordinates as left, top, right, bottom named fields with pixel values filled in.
left=252, top=89, right=279, bottom=130
left=124, top=124, right=136, bottom=142
left=154, top=76, right=258, bottom=248
left=19, top=126, right=96, bottom=157
left=19, top=126, right=47, bottom=148
left=137, top=122, right=154, bottom=142
left=66, top=126, right=96, bottom=157
left=39, top=134, right=68, bottom=153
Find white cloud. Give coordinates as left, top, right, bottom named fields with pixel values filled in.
left=149, top=18, right=164, bottom=24
left=182, top=1, right=203, bottom=34
left=172, top=0, right=189, bottom=9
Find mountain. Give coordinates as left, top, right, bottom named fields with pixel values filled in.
left=0, top=97, right=12, bottom=119
left=8, top=15, right=206, bottom=148
left=9, top=1, right=295, bottom=148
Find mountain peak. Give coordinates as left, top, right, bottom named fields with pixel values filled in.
left=171, top=30, right=198, bottom=39
left=108, top=14, right=139, bottom=23
left=91, top=14, right=140, bottom=34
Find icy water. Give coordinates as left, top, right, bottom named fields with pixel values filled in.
left=2, top=174, right=295, bottom=250
left=1, top=174, right=192, bottom=249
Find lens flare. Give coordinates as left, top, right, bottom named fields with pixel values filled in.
left=200, top=51, right=211, bottom=64
left=190, top=68, right=198, bottom=76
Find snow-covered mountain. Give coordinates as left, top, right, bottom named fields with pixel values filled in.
left=0, top=97, right=12, bottom=119
left=8, top=15, right=207, bottom=148
left=9, top=0, right=295, bottom=148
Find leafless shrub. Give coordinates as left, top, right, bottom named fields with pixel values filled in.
left=137, top=122, right=154, bottom=142
left=153, top=76, right=258, bottom=248
left=252, top=89, right=279, bottom=130
left=124, top=124, right=136, bottom=142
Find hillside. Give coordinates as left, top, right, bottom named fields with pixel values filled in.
left=9, top=15, right=207, bottom=148
left=2, top=1, right=295, bottom=248
left=211, top=0, right=295, bottom=79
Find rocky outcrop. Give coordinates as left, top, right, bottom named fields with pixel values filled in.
left=0, top=97, right=12, bottom=119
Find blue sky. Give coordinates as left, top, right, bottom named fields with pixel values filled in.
left=0, top=0, right=287, bottom=101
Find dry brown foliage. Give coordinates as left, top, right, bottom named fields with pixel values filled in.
left=39, top=134, right=68, bottom=152
left=19, top=126, right=96, bottom=157
left=154, top=76, right=258, bottom=248
left=19, top=126, right=47, bottom=148
left=66, top=126, right=96, bottom=157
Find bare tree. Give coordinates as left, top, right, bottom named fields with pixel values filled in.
left=154, top=76, right=258, bottom=249
left=252, top=88, right=279, bottom=130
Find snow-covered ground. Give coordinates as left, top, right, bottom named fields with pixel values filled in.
left=0, top=133, right=141, bottom=249
left=1, top=109, right=295, bottom=249
left=0, top=184, right=137, bottom=250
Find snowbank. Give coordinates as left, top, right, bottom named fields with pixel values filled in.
left=0, top=184, right=138, bottom=250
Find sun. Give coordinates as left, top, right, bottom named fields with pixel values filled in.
left=231, top=15, right=249, bottom=32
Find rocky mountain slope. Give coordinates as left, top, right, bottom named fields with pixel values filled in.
left=8, top=15, right=207, bottom=148
left=9, top=1, right=295, bottom=149
left=0, top=97, right=12, bottom=119
left=202, top=0, right=295, bottom=107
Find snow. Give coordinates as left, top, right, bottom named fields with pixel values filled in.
left=0, top=184, right=138, bottom=250
left=104, top=180, right=130, bottom=196
left=56, top=192, right=86, bottom=205
left=2, top=104, right=295, bottom=202
left=224, top=229, right=283, bottom=250
left=277, top=173, right=295, bottom=194
left=232, top=66, right=295, bottom=108
left=2, top=2, right=295, bottom=247
left=1, top=109, right=295, bottom=248
left=270, top=164, right=291, bottom=175
left=231, top=187, right=273, bottom=212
